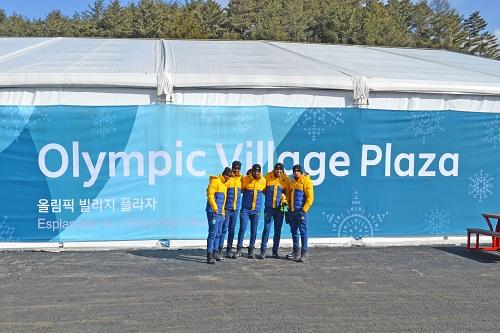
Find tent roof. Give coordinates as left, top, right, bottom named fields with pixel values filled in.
left=0, top=37, right=499, bottom=96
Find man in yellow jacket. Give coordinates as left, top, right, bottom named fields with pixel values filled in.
left=236, top=164, right=267, bottom=259
left=205, top=167, right=232, bottom=264
left=260, top=162, right=290, bottom=259
left=286, top=164, right=314, bottom=263
left=218, top=161, right=243, bottom=259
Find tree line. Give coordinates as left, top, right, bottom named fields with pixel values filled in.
left=0, top=0, right=498, bottom=59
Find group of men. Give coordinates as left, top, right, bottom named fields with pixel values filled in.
left=205, top=161, right=314, bottom=265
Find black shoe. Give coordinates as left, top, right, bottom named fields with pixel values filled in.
left=272, top=252, right=280, bottom=259
left=285, top=249, right=300, bottom=260
left=206, top=253, right=215, bottom=264
left=259, top=249, right=266, bottom=260
left=225, top=247, right=237, bottom=259
left=213, top=251, right=222, bottom=261
left=236, top=246, right=243, bottom=257
left=248, top=246, right=255, bottom=259
left=298, top=250, right=307, bottom=263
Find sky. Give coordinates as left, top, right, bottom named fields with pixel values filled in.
left=0, top=0, right=498, bottom=40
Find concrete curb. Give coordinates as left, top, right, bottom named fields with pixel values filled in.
left=0, top=236, right=482, bottom=252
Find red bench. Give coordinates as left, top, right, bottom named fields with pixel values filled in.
left=466, top=213, right=500, bottom=251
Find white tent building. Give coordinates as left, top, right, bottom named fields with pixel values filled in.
left=1, top=37, right=499, bottom=110
left=1, top=38, right=500, bottom=250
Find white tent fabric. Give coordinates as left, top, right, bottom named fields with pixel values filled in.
left=0, top=37, right=499, bottom=111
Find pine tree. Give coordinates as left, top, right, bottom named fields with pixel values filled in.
left=39, top=10, right=76, bottom=37
left=226, top=0, right=260, bottom=39
left=251, top=0, right=287, bottom=41
left=410, top=0, right=433, bottom=48
left=79, top=0, right=106, bottom=37
left=363, top=0, right=409, bottom=46
left=386, top=0, right=413, bottom=46
left=0, top=0, right=498, bottom=59
left=425, top=1, right=466, bottom=52
left=1, top=13, right=31, bottom=36
left=131, top=0, right=180, bottom=38
left=429, top=0, right=451, bottom=13
left=283, top=0, right=309, bottom=42
left=323, top=0, right=364, bottom=44
left=101, top=0, right=133, bottom=37
left=185, top=0, right=227, bottom=39
left=464, top=11, right=500, bottom=59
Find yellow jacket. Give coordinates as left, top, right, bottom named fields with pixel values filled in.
left=241, top=175, right=267, bottom=211
left=264, top=171, right=290, bottom=208
left=290, top=174, right=314, bottom=213
left=205, top=175, right=227, bottom=215
left=224, top=175, right=242, bottom=211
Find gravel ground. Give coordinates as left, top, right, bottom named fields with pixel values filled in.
left=0, top=245, right=499, bottom=333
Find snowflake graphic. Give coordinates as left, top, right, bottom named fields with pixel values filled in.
left=287, top=108, right=344, bottom=142
left=234, top=112, right=254, bottom=134
left=424, top=206, right=450, bottom=235
left=468, top=169, right=494, bottom=202
left=482, top=115, right=500, bottom=148
left=0, top=216, right=16, bottom=241
left=284, top=109, right=302, bottom=125
left=92, top=110, right=117, bottom=138
left=323, top=190, right=388, bottom=238
left=26, top=108, right=50, bottom=130
left=405, top=111, right=445, bottom=144
left=0, top=107, right=26, bottom=142
left=199, top=108, right=220, bottom=125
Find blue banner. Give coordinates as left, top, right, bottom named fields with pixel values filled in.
left=0, top=105, right=498, bottom=242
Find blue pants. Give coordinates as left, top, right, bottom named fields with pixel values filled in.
left=207, top=212, right=223, bottom=254
left=237, top=208, right=260, bottom=248
left=288, top=211, right=308, bottom=252
left=261, top=207, right=284, bottom=254
left=219, top=209, right=239, bottom=251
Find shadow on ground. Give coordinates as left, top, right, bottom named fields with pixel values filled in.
left=128, top=248, right=208, bottom=264
left=433, top=246, right=500, bottom=263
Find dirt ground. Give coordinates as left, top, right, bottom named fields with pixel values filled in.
left=0, top=245, right=499, bottom=333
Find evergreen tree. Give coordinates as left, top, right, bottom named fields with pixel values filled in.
left=464, top=11, right=500, bottom=59
left=79, top=0, right=106, bottom=37
left=132, top=0, right=157, bottom=38
left=170, top=4, right=206, bottom=39
left=185, top=0, right=227, bottom=39
left=283, top=0, right=309, bottom=42
left=427, top=4, right=466, bottom=51
left=226, top=0, right=260, bottom=39
left=410, top=0, right=433, bottom=48
left=320, top=0, right=364, bottom=44
left=0, top=0, right=498, bottom=59
left=0, top=9, right=6, bottom=24
left=429, top=0, right=451, bottom=14
left=251, top=0, right=287, bottom=41
left=101, top=0, right=133, bottom=38
left=40, top=10, right=73, bottom=37
left=363, top=0, right=409, bottom=46
left=386, top=0, right=413, bottom=45
left=0, top=13, right=31, bottom=36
